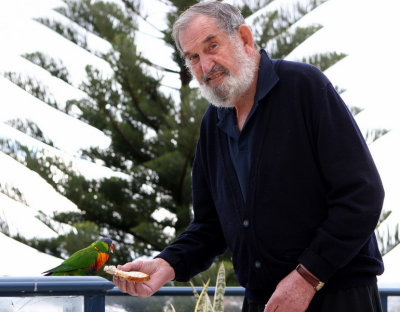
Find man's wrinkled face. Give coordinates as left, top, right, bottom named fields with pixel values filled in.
left=179, top=15, right=258, bottom=108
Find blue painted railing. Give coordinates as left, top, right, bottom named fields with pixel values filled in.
left=0, top=276, right=113, bottom=312
left=0, top=276, right=398, bottom=311
left=379, top=284, right=400, bottom=312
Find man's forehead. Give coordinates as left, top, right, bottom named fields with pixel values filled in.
left=179, top=16, right=222, bottom=51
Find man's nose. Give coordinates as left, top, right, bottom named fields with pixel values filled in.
left=200, top=55, right=215, bottom=74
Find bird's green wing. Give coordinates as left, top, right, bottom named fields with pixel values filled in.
left=47, top=246, right=99, bottom=273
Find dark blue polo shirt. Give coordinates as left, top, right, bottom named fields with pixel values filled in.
left=216, top=51, right=279, bottom=201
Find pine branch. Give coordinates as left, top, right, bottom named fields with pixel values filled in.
left=300, top=52, right=347, bottom=72
left=0, top=183, right=28, bottom=206
left=120, top=0, right=164, bottom=34
left=140, top=56, right=180, bottom=74
left=35, top=17, right=89, bottom=51
left=3, top=72, right=60, bottom=111
left=365, top=128, right=390, bottom=145
left=22, top=51, right=72, bottom=84
left=120, top=72, right=161, bottom=132
left=155, top=0, right=173, bottom=7
left=101, top=105, right=151, bottom=163
left=254, top=0, right=326, bottom=49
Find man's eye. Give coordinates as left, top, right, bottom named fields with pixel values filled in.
left=210, top=43, right=218, bottom=50
left=188, top=55, right=199, bottom=65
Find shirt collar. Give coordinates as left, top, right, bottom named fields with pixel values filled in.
left=216, top=49, right=279, bottom=137
left=254, top=49, right=279, bottom=104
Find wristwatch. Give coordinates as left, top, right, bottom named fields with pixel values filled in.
left=295, top=264, right=325, bottom=291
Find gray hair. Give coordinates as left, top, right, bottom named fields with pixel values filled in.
left=172, top=1, right=246, bottom=54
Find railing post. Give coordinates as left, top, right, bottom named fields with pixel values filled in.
left=379, top=293, right=387, bottom=312
left=84, top=293, right=106, bottom=312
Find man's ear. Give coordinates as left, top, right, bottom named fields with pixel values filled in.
left=238, top=24, right=255, bottom=53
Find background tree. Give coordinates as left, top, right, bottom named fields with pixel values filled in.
left=2, top=0, right=395, bottom=284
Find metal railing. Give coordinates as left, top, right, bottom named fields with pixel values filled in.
left=0, top=276, right=398, bottom=312
left=379, top=285, right=400, bottom=312
left=0, top=276, right=113, bottom=312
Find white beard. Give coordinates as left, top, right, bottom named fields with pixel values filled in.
left=196, top=39, right=258, bottom=108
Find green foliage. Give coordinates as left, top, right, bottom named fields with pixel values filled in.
left=4, top=119, right=54, bottom=147
left=252, top=0, right=326, bottom=57
left=270, top=25, right=323, bottom=59
left=377, top=210, right=392, bottom=228
left=2, top=72, right=59, bottom=110
left=375, top=206, right=400, bottom=256
left=376, top=223, right=400, bottom=256
left=334, top=87, right=366, bottom=119
left=35, top=17, right=89, bottom=50
left=348, top=105, right=363, bottom=116
left=171, top=263, right=227, bottom=312
left=0, top=139, right=72, bottom=191
left=0, top=182, right=27, bottom=206
left=237, top=0, right=274, bottom=18
left=213, top=264, right=226, bottom=311
left=55, top=0, right=138, bottom=41
left=0, top=219, right=9, bottom=236
left=334, top=85, right=346, bottom=95
left=239, top=4, right=254, bottom=19
left=14, top=221, right=100, bottom=258
left=301, top=52, right=347, bottom=72
left=193, top=280, right=213, bottom=312
left=22, top=52, right=72, bottom=84
left=365, top=128, right=390, bottom=144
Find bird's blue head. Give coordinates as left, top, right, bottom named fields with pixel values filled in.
left=100, top=237, right=114, bottom=254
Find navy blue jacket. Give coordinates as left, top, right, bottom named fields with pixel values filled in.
left=157, top=51, right=384, bottom=303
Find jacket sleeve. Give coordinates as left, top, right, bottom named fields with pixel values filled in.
left=156, top=138, right=227, bottom=282
left=298, top=75, right=385, bottom=282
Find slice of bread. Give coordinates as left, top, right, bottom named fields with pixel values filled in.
left=104, top=265, right=150, bottom=282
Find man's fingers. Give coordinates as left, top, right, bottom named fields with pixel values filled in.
left=264, top=304, right=277, bottom=312
left=117, top=260, right=145, bottom=272
left=113, top=274, right=155, bottom=297
left=126, top=281, right=139, bottom=296
left=115, top=277, right=127, bottom=293
left=114, top=277, right=142, bottom=297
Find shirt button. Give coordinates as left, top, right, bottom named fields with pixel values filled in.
left=243, top=219, right=250, bottom=228
left=254, top=261, right=262, bottom=269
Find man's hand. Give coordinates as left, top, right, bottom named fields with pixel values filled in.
left=264, top=269, right=316, bottom=312
left=113, top=258, right=175, bottom=297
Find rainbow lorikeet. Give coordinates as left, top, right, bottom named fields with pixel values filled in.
left=42, top=238, right=114, bottom=276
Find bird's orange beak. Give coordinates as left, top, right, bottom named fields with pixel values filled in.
left=110, top=244, right=115, bottom=254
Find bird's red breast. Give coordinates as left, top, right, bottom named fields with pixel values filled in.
left=94, top=252, right=110, bottom=271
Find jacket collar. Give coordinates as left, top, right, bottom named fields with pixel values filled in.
left=216, top=49, right=279, bottom=136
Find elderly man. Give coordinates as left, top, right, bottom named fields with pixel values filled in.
left=114, top=2, right=384, bottom=311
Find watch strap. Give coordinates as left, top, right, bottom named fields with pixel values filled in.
left=296, top=264, right=325, bottom=291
